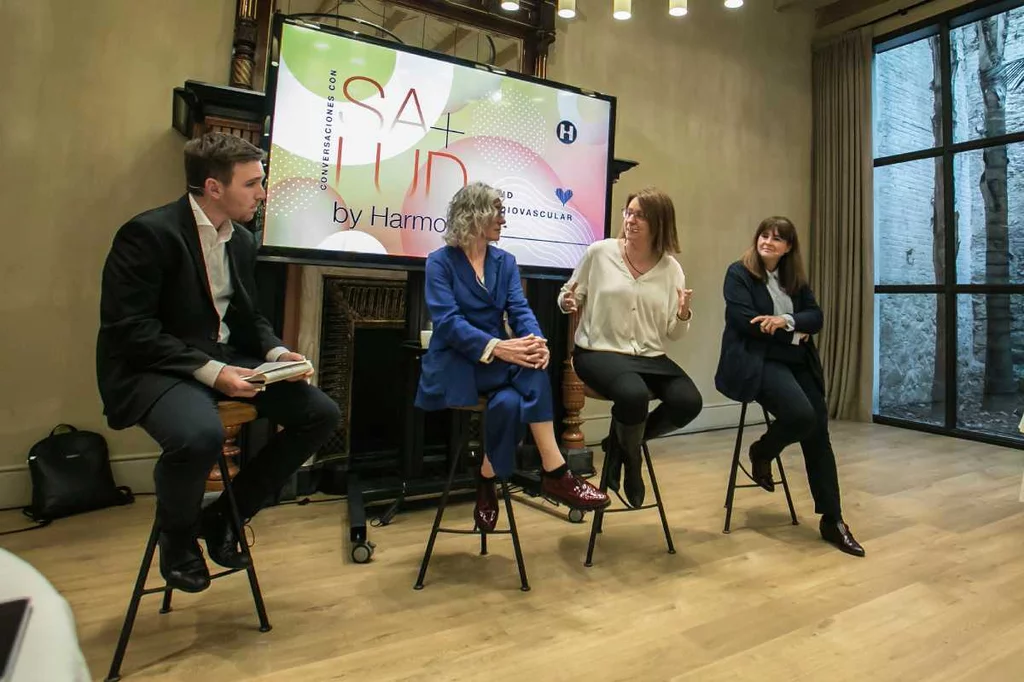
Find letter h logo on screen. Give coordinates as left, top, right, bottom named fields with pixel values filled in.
left=556, top=119, right=578, bottom=145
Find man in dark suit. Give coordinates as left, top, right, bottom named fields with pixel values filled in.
left=97, top=132, right=341, bottom=592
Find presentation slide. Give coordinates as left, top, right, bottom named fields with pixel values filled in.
left=262, top=19, right=615, bottom=271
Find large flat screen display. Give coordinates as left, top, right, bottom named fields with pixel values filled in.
left=261, top=17, right=616, bottom=273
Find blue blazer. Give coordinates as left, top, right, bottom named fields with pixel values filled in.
left=714, top=261, right=825, bottom=403
left=415, top=245, right=543, bottom=411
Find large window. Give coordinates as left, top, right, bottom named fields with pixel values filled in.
left=874, top=0, right=1024, bottom=446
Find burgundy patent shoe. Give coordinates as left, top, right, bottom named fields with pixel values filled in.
left=474, top=476, right=499, bottom=532
left=541, top=471, right=610, bottom=511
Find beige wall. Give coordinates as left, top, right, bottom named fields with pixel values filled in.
left=547, top=3, right=815, bottom=440
left=0, top=0, right=236, bottom=505
left=0, top=0, right=815, bottom=505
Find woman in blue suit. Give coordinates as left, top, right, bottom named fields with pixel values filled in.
left=416, top=182, right=609, bottom=532
left=714, top=217, right=864, bottom=557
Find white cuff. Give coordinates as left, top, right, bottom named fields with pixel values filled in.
left=781, top=314, right=795, bottom=332
left=266, top=346, right=290, bottom=361
left=193, top=360, right=226, bottom=388
left=480, top=338, right=500, bottom=364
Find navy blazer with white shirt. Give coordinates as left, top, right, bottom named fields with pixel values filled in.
left=415, top=245, right=543, bottom=411
left=714, top=260, right=825, bottom=403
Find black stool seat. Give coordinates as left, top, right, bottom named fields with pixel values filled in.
left=580, top=383, right=675, bottom=567
left=104, top=402, right=271, bottom=682
left=414, top=397, right=530, bottom=591
left=722, top=402, right=799, bottom=533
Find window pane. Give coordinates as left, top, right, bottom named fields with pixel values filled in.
left=952, top=7, right=1024, bottom=143
left=876, top=293, right=946, bottom=426
left=956, top=294, right=1024, bottom=440
left=953, top=144, right=1024, bottom=284
left=874, top=35, right=942, bottom=158
left=875, top=158, right=945, bottom=285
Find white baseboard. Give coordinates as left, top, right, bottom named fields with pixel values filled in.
left=0, top=453, right=158, bottom=509
left=580, top=400, right=764, bottom=446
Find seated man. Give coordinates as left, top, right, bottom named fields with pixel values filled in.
left=415, top=182, right=609, bottom=533
left=96, top=132, right=341, bottom=592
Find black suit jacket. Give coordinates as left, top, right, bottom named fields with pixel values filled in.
left=714, top=260, right=825, bottom=403
left=96, top=195, right=283, bottom=430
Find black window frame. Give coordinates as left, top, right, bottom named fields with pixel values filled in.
left=873, top=0, right=1024, bottom=449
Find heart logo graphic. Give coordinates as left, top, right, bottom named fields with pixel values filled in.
left=555, top=187, right=574, bottom=206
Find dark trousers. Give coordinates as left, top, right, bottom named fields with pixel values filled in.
left=139, top=373, right=341, bottom=533
left=474, top=360, right=553, bottom=480
left=754, top=360, right=842, bottom=519
left=572, top=351, right=703, bottom=429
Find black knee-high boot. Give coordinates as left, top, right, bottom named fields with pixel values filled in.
left=613, top=419, right=646, bottom=508
left=601, top=424, right=623, bottom=493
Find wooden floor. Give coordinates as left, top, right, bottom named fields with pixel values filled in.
left=4, top=421, right=1024, bottom=682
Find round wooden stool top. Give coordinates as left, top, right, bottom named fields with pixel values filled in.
left=217, top=400, right=258, bottom=428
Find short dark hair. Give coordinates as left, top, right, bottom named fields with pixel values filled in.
left=184, top=132, right=265, bottom=196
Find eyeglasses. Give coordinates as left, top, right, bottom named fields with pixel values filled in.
left=622, top=208, right=647, bottom=220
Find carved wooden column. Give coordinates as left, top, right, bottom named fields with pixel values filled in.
left=231, top=0, right=260, bottom=89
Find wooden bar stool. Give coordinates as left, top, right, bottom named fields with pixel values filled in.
left=105, top=401, right=271, bottom=682
left=722, top=402, right=799, bottom=534
left=580, top=384, right=675, bottom=568
left=414, top=397, right=530, bottom=591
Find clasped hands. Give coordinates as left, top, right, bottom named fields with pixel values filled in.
left=493, top=334, right=550, bottom=370
left=751, top=315, right=809, bottom=342
left=214, top=351, right=314, bottom=399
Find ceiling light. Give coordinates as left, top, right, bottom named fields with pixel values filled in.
left=724, top=0, right=743, bottom=8
left=669, top=0, right=688, bottom=16
left=558, top=0, right=576, bottom=19
left=500, top=1, right=520, bottom=10
left=613, top=0, right=632, bottom=20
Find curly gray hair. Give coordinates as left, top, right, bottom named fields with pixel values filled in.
left=443, top=182, right=502, bottom=249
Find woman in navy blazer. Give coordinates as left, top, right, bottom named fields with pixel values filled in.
left=714, top=217, right=864, bottom=557
left=416, top=182, right=608, bottom=532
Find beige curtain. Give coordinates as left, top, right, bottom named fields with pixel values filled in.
left=810, top=29, right=874, bottom=422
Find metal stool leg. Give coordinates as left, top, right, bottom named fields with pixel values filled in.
left=644, top=443, right=675, bottom=554
left=775, top=458, right=800, bottom=526
left=159, top=588, right=173, bottom=614
left=217, top=453, right=271, bottom=632
left=584, top=447, right=614, bottom=567
left=500, top=480, right=530, bottom=591
left=414, top=441, right=462, bottom=590
left=105, top=521, right=160, bottom=682
left=723, top=403, right=748, bottom=534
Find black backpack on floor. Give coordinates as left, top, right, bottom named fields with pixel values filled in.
left=23, top=424, right=134, bottom=524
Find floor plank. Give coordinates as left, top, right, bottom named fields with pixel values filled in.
left=3, top=421, right=1023, bottom=681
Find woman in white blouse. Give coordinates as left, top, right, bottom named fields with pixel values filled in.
left=559, top=188, right=703, bottom=508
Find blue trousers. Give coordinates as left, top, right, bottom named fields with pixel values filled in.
left=474, top=360, right=553, bottom=479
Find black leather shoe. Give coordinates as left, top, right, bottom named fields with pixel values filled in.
left=748, top=440, right=775, bottom=492
left=158, top=532, right=211, bottom=593
left=613, top=420, right=647, bottom=508
left=200, top=506, right=250, bottom=570
left=819, top=517, right=866, bottom=557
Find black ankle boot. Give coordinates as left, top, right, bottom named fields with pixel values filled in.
left=158, top=531, right=210, bottom=593
left=600, top=428, right=623, bottom=493
left=613, top=419, right=647, bottom=508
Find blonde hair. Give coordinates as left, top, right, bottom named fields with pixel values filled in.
left=443, top=182, right=502, bottom=249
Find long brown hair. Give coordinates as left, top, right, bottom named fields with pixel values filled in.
left=621, top=187, right=680, bottom=258
left=741, top=216, right=807, bottom=295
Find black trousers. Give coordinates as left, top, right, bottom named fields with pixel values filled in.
left=573, top=349, right=703, bottom=429
left=754, top=360, right=842, bottom=519
left=139, top=370, right=341, bottom=533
